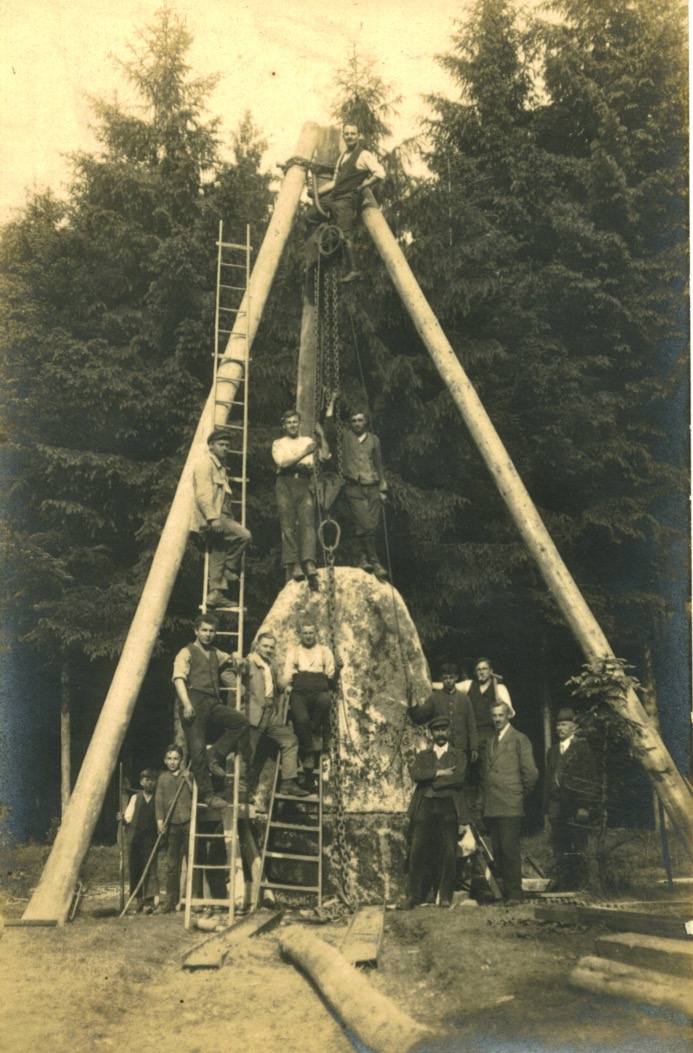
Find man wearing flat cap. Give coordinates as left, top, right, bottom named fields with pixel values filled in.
left=405, top=715, right=470, bottom=909
left=191, top=427, right=252, bottom=607
left=408, top=662, right=478, bottom=760
left=543, top=707, right=599, bottom=890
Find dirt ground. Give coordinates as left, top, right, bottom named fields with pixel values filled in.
left=1, top=845, right=691, bottom=1053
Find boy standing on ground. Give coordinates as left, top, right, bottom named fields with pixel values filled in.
left=121, top=768, right=159, bottom=914
left=154, top=744, right=192, bottom=914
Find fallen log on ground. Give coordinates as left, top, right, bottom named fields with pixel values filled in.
left=571, top=955, right=693, bottom=1017
left=279, top=925, right=433, bottom=1053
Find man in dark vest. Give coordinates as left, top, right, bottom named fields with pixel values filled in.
left=408, top=662, right=479, bottom=755
left=172, top=612, right=251, bottom=809
left=405, top=715, right=470, bottom=910
left=307, top=122, right=385, bottom=281
left=324, top=397, right=389, bottom=579
left=543, top=707, right=599, bottom=890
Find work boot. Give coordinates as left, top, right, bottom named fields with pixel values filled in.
left=202, top=794, right=231, bottom=811
left=206, top=746, right=227, bottom=779
left=371, top=560, right=388, bottom=582
left=358, top=554, right=373, bottom=573
left=279, top=779, right=310, bottom=797
left=302, top=560, right=318, bottom=579
left=206, top=589, right=230, bottom=608
left=224, top=571, right=240, bottom=584
left=285, top=563, right=304, bottom=583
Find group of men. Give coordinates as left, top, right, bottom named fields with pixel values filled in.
left=405, top=660, right=598, bottom=908
left=190, top=121, right=389, bottom=603
left=194, top=399, right=390, bottom=602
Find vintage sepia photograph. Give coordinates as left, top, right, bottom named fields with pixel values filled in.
left=0, top=1, right=690, bottom=1050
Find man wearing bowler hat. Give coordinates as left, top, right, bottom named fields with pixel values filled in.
left=191, top=427, right=252, bottom=607
left=543, top=707, right=599, bottom=890
left=404, top=715, right=470, bottom=910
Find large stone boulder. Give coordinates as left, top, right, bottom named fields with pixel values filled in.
left=258, top=566, right=431, bottom=814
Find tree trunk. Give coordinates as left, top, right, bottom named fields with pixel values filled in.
left=362, top=200, right=693, bottom=858
left=279, top=926, right=432, bottom=1053
left=21, top=122, right=321, bottom=925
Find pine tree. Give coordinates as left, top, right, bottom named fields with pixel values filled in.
left=1, top=7, right=273, bottom=817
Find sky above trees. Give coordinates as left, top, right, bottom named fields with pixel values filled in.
left=1, top=0, right=478, bottom=222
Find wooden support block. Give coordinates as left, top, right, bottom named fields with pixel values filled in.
left=341, top=905, right=385, bottom=966
left=534, top=903, right=691, bottom=940
left=595, top=932, right=693, bottom=978
left=181, top=909, right=284, bottom=970
left=570, top=955, right=693, bottom=1017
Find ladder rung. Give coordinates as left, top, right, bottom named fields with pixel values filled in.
left=265, top=851, right=319, bottom=862
left=189, top=897, right=231, bottom=907
left=274, top=793, right=320, bottom=802
left=219, top=285, right=246, bottom=293
left=270, top=822, right=320, bottom=832
left=216, top=357, right=247, bottom=366
left=200, top=605, right=243, bottom=614
left=260, top=881, right=321, bottom=892
left=191, top=863, right=231, bottom=870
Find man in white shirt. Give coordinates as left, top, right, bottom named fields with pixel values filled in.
left=307, top=122, right=385, bottom=281
left=272, top=410, right=329, bottom=585
left=191, top=427, right=252, bottom=608
left=283, top=621, right=337, bottom=776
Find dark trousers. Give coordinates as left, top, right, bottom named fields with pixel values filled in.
left=486, top=816, right=524, bottom=901
left=181, top=691, right=251, bottom=802
left=249, top=714, right=299, bottom=782
left=289, top=673, right=332, bottom=759
left=550, top=816, right=590, bottom=890
left=207, top=512, right=251, bottom=590
left=408, top=796, right=458, bottom=905
left=342, top=482, right=381, bottom=558
left=162, top=821, right=189, bottom=910
left=275, top=475, right=316, bottom=566
left=128, top=831, right=158, bottom=902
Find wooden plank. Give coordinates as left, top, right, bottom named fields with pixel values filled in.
left=534, top=904, right=691, bottom=940
left=595, top=932, right=693, bottom=977
left=181, top=909, right=284, bottom=970
left=340, top=905, right=385, bottom=966
left=571, top=955, right=693, bottom=1017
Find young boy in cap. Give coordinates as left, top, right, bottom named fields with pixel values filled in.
left=191, top=427, right=252, bottom=607
left=121, top=768, right=159, bottom=914
left=405, top=715, right=470, bottom=909
left=154, top=744, right=193, bottom=914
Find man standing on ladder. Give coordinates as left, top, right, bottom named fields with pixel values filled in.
left=307, top=121, right=385, bottom=282
left=172, top=612, right=252, bottom=810
left=282, top=620, right=338, bottom=784
left=324, top=396, right=389, bottom=580
left=191, top=427, right=252, bottom=608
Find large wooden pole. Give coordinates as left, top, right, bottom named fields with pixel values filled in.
left=362, top=202, right=693, bottom=855
left=22, top=122, right=321, bottom=924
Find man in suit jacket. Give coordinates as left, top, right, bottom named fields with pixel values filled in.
left=482, top=702, right=538, bottom=905
left=543, top=706, right=599, bottom=890
left=243, top=631, right=309, bottom=798
left=405, top=715, right=470, bottom=909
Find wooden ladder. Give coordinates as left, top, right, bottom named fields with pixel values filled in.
left=253, top=754, right=324, bottom=910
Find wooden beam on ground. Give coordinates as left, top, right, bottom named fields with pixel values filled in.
left=570, top=955, right=693, bottom=1017
left=361, top=199, right=693, bottom=859
left=534, top=903, right=692, bottom=940
left=182, top=909, right=284, bottom=970
left=595, top=932, right=693, bottom=977
left=21, top=121, right=321, bottom=927
left=279, top=926, right=432, bottom=1053
left=340, top=904, right=385, bottom=966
